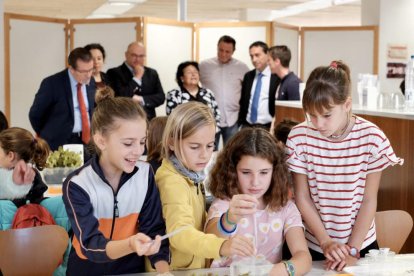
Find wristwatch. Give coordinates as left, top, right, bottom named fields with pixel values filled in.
left=282, top=260, right=295, bottom=276
left=349, top=246, right=360, bottom=259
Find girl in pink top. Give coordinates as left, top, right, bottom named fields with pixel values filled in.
left=286, top=60, right=403, bottom=271
left=205, top=128, right=311, bottom=276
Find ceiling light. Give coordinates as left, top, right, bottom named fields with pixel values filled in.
left=108, top=0, right=146, bottom=5
left=87, top=14, right=116, bottom=19
left=271, top=0, right=333, bottom=19
left=333, top=0, right=359, bottom=5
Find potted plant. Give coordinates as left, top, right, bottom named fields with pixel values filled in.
left=42, top=147, right=83, bottom=184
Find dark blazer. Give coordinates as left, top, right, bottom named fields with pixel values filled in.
left=29, top=69, right=96, bottom=151
left=106, top=63, right=165, bottom=120
left=238, top=69, right=280, bottom=126
left=95, top=71, right=111, bottom=88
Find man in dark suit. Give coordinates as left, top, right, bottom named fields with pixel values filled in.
left=107, top=42, right=165, bottom=120
left=29, top=47, right=96, bottom=152
left=238, top=41, right=280, bottom=131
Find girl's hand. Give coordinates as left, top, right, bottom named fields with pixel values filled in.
left=130, top=233, right=161, bottom=256
left=219, top=234, right=255, bottom=257
left=325, top=254, right=358, bottom=271
left=228, top=194, right=258, bottom=223
left=320, top=240, right=349, bottom=263
left=12, top=160, right=35, bottom=185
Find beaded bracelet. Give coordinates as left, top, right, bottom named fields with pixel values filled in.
left=282, top=260, right=295, bottom=276
left=217, top=212, right=237, bottom=235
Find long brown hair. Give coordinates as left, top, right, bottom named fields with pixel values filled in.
left=302, top=60, right=351, bottom=115
left=0, top=127, right=50, bottom=170
left=147, top=116, right=168, bottom=162
left=209, top=128, right=290, bottom=211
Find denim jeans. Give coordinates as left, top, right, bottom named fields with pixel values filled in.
left=215, top=123, right=239, bottom=149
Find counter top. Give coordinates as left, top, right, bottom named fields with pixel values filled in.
left=120, top=261, right=338, bottom=276
left=276, top=100, right=414, bottom=120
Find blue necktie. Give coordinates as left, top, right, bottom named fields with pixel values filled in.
left=250, top=72, right=263, bottom=123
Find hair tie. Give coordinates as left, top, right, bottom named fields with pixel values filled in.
left=32, top=138, right=37, bottom=145
left=330, top=61, right=338, bottom=69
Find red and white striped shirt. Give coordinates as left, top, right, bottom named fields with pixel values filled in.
left=286, top=116, right=403, bottom=253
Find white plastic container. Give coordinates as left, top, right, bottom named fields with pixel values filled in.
left=405, top=55, right=414, bottom=110
left=230, top=257, right=272, bottom=276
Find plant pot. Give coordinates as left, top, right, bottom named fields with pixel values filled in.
left=42, top=167, right=77, bottom=184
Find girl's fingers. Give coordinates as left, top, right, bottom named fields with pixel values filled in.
left=330, top=250, right=342, bottom=262
left=232, top=236, right=255, bottom=256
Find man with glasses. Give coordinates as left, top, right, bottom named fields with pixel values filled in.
left=29, top=47, right=96, bottom=153
left=107, top=42, right=165, bottom=120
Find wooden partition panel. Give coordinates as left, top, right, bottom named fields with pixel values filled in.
left=70, top=18, right=141, bottom=72
left=4, top=13, right=67, bottom=131
left=275, top=105, right=414, bottom=254
left=195, top=21, right=272, bottom=69
left=143, top=17, right=194, bottom=116
left=272, top=22, right=300, bottom=77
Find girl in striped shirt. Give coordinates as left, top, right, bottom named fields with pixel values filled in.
left=286, top=60, right=403, bottom=271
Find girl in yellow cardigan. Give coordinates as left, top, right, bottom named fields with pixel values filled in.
left=155, top=102, right=254, bottom=270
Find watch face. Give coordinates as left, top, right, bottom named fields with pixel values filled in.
left=350, top=247, right=357, bottom=256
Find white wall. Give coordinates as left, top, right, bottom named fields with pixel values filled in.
left=72, top=22, right=137, bottom=71
left=272, top=25, right=299, bottom=77
left=378, top=0, right=414, bottom=93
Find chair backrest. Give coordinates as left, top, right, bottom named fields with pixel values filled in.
left=375, top=210, right=413, bottom=253
left=0, top=225, right=69, bottom=276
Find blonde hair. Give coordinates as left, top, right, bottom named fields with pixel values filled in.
left=161, top=102, right=216, bottom=165
left=0, top=127, right=50, bottom=170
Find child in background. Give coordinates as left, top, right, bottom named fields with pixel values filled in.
left=63, top=95, right=170, bottom=275
left=273, top=118, right=298, bottom=145
left=0, top=110, right=9, bottom=132
left=94, top=85, right=114, bottom=102
left=147, top=116, right=168, bottom=173
left=286, top=60, right=403, bottom=271
left=205, top=128, right=311, bottom=275
left=0, top=127, right=49, bottom=206
left=156, top=101, right=255, bottom=270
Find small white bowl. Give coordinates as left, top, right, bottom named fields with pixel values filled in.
left=379, top=247, right=390, bottom=255
left=368, top=249, right=380, bottom=256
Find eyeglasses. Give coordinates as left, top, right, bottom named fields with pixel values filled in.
left=129, top=54, right=146, bottom=59
left=75, top=68, right=94, bottom=74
